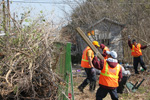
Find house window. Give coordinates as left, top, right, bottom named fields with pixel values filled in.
left=102, top=39, right=110, bottom=45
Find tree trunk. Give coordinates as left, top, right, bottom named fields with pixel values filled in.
left=2, top=0, right=7, bottom=33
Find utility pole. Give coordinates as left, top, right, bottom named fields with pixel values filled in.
left=7, top=0, right=11, bottom=32
left=2, top=0, right=7, bottom=33
left=13, top=12, right=16, bottom=31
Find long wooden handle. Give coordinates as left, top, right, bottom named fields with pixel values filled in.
left=76, top=27, right=104, bottom=60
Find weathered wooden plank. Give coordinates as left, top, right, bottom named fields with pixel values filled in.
left=76, top=27, right=104, bottom=60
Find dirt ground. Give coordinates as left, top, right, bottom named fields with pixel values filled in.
left=72, top=64, right=150, bottom=100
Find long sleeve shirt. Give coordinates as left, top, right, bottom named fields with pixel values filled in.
left=128, top=40, right=147, bottom=49
left=100, top=44, right=107, bottom=58
left=92, top=56, right=122, bottom=89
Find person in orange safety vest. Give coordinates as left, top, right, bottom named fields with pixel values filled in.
left=92, top=50, right=122, bottom=100
left=99, top=44, right=110, bottom=59
left=78, top=41, right=100, bottom=93
left=128, top=35, right=150, bottom=74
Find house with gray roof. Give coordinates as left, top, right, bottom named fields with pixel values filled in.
left=77, top=17, right=125, bottom=61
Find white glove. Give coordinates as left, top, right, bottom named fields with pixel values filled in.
left=147, top=43, right=150, bottom=46
left=128, top=35, right=131, bottom=40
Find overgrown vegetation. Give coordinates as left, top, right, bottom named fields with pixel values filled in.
left=64, top=0, right=150, bottom=64
left=0, top=1, right=67, bottom=100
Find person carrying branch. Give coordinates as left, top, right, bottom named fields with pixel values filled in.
left=128, top=35, right=150, bottom=74
left=78, top=41, right=100, bottom=92
left=99, top=44, right=110, bottom=59
left=92, top=50, right=122, bottom=100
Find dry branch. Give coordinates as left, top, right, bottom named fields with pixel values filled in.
left=0, top=17, right=66, bottom=99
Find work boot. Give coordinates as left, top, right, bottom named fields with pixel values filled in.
left=78, top=86, right=84, bottom=93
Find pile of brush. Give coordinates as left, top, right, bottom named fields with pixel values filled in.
left=0, top=20, right=65, bottom=100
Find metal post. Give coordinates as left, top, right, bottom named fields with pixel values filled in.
left=70, top=65, right=74, bottom=100
left=66, top=43, right=74, bottom=100
left=64, top=43, right=70, bottom=100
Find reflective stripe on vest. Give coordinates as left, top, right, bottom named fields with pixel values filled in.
left=81, top=47, right=94, bottom=68
left=99, top=60, right=121, bottom=87
left=100, top=63, right=119, bottom=78
left=131, top=43, right=142, bottom=57
left=81, top=59, right=89, bottom=62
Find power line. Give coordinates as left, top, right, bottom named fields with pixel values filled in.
left=4, top=0, right=150, bottom=5
left=7, top=0, right=78, bottom=5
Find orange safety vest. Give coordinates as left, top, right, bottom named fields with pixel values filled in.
left=99, top=60, right=121, bottom=87
left=81, top=46, right=94, bottom=68
left=131, top=43, right=142, bottom=57
left=103, top=46, right=110, bottom=59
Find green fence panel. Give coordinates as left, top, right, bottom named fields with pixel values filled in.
left=56, top=42, right=74, bottom=100
left=55, top=42, right=65, bottom=100
left=64, top=43, right=70, bottom=100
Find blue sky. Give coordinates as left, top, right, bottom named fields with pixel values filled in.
left=8, top=0, right=79, bottom=24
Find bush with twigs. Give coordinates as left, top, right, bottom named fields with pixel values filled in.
left=0, top=15, right=66, bottom=100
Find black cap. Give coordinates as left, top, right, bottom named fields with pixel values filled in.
left=132, top=39, right=136, bottom=43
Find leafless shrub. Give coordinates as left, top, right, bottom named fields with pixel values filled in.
left=0, top=14, right=66, bottom=99
left=64, top=0, right=150, bottom=64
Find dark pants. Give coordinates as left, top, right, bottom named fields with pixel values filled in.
left=96, top=86, right=118, bottom=100
left=133, top=56, right=147, bottom=73
left=117, top=76, right=128, bottom=94
left=78, top=68, right=96, bottom=91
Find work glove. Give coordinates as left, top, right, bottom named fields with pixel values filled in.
left=89, top=81, right=96, bottom=92
left=128, top=35, right=131, bottom=40
left=147, top=43, right=150, bottom=47
left=91, top=67, right=95, bottom=75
